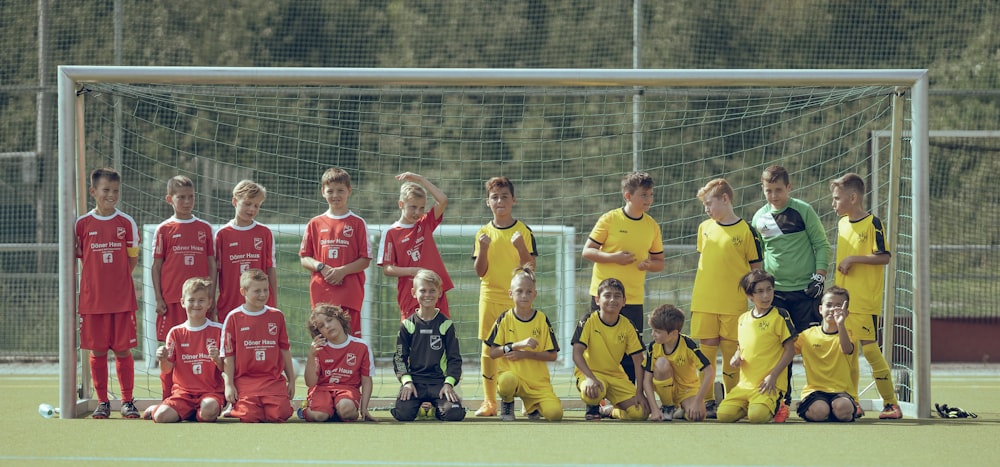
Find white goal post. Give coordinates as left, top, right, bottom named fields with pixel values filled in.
left=57, top=67, right=930, bottom=418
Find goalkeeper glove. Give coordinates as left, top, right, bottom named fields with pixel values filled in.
left=804, top=273, right=826, bottom=299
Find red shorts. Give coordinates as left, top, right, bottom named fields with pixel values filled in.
left=343, top=307, right=362, bottom=338
left=80, top=311, right=137, bottom=352
left=162, top=389, right=225, bottom=421
left=306, top=385, right=361, bottom=417
left=230, top=394, right=293, bottom=423
left=157, top=302, right=187, bottom=342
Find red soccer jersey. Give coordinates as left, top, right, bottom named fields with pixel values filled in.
left=310, top=336, right=375, bottom=390
left=299, top=211, right=371, bottom=311
left=153, top=216, right=215, bottom=304
left=220, top=306, right=291, bottom=397
left=75, top=209, right=140, bottom=315
left=214, top=221, right=277, bottom=320
left=377, top=213, right=454, bottom=316
left=164, top=321, right=225, bottom=395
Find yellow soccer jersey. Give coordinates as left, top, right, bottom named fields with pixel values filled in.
left=834, top=214, right=890, bottom=316
left=485, top=309, right=559, bottom=390
left=691, top=219, right=763, bottom=315
left=572, top=310, right=644, bottom=380
left=735, top=306, right=797, bottom=392
left=641, top=335, right=711, bottom=392
left=795, top=326, right=857, bottom=397
left=587, top=208, right=664, bottom=305
left=472, top=220, right=537, bottom=303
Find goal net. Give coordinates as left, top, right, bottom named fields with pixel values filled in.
left=57, top=67, right=930, bottom=418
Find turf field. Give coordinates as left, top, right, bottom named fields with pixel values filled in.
left=1, top=363, right=998, bottom=467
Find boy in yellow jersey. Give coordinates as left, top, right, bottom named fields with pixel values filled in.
left=641, top=304, right=714, bottom=422
left=572, top=278, right=648, bottom=421
left=472, top=176, right=537, bottom=416
left=830, top=173, right=901, bottom=419
left=691, top=178, right=763, bottom=418
left=485, top=267, right=562, bottom=422
left=582, top=172, right=665, bottom=383
left=795, top=286, right=858, bottom=422
left=717, top=270, right=797, bottom=424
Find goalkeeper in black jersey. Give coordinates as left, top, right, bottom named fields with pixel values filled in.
left=391, top=270, right=466, bottom=421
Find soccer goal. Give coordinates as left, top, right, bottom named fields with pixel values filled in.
left=56, top=67, right=930, bottom=418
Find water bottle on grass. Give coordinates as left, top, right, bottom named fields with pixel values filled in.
left=38, top=403, right=60, bottom=418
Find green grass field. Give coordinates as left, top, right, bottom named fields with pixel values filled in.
left=1, top=364, right=999, bottom=467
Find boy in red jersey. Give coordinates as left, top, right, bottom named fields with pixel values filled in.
left=300, top=168, right=372, bottom=338
left=300, top=304, right=376, bottom=422
left=75, top=167, right=141, bottom=419
left=377, top=172, right=454, bottom=320
left=151, top=175, right=216, bottom=398
left=214, top=180, right=277, bottom=323
left=221, top=269, right=295, bottom=423
left=149, top=278, right=225, bottom=423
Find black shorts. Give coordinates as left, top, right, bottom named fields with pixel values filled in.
left=773, top=289, right=820, bottom=332
left=796, top=391, right=856, bottom=422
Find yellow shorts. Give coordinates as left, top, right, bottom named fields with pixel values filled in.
left=577, top=373, right=636, bottom=406
left=846, top=313, right=879, bottom=342
left=652, top=378, right=699, bottom=406
left=478, top=297, right=513, bottom=340
left=719, top=384, right=783, bottom=415
left=690, top=312, right=740, bottom=341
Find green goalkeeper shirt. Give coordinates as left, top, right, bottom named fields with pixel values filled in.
left=752, top=197, right=831, bottom=291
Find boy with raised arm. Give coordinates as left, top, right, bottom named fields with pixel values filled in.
left=830, top=172, right=901, bottom=419
left=471, top=176, right=537, bottom=416
left=795, top=286, right=858, bottom=422
left=378, top=172, right=454, bottom=319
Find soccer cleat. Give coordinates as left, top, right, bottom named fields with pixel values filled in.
left=704, top=400, right=718, bottom=419
left=526, top=410, right=542, bottom=421
left=773, top=402, right=789, bottom=423
left=475, top=400, right=497, bottom=417
left=853, top=400, right=865, bottom=419
left=142, top=404, right=158, bottom=420
left=598, top=403, right=614, bottom=419
left=879, top=403, right=903, bottom=420
left=121, top=400, right=140, bottom=419
left=296, top=407, right=307, bottom=421
left=92, top=401, right=111, bottom=419
left=672, top=406, right=685, bottom=421
left=499, top=401, right=515, bottom=421
left=585, top=405, right=602, bottom=421
left=660, top=405, right=674, bottom=422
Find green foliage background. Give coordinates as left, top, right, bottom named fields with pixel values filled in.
left=1, top=0, right=998, bottom=358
